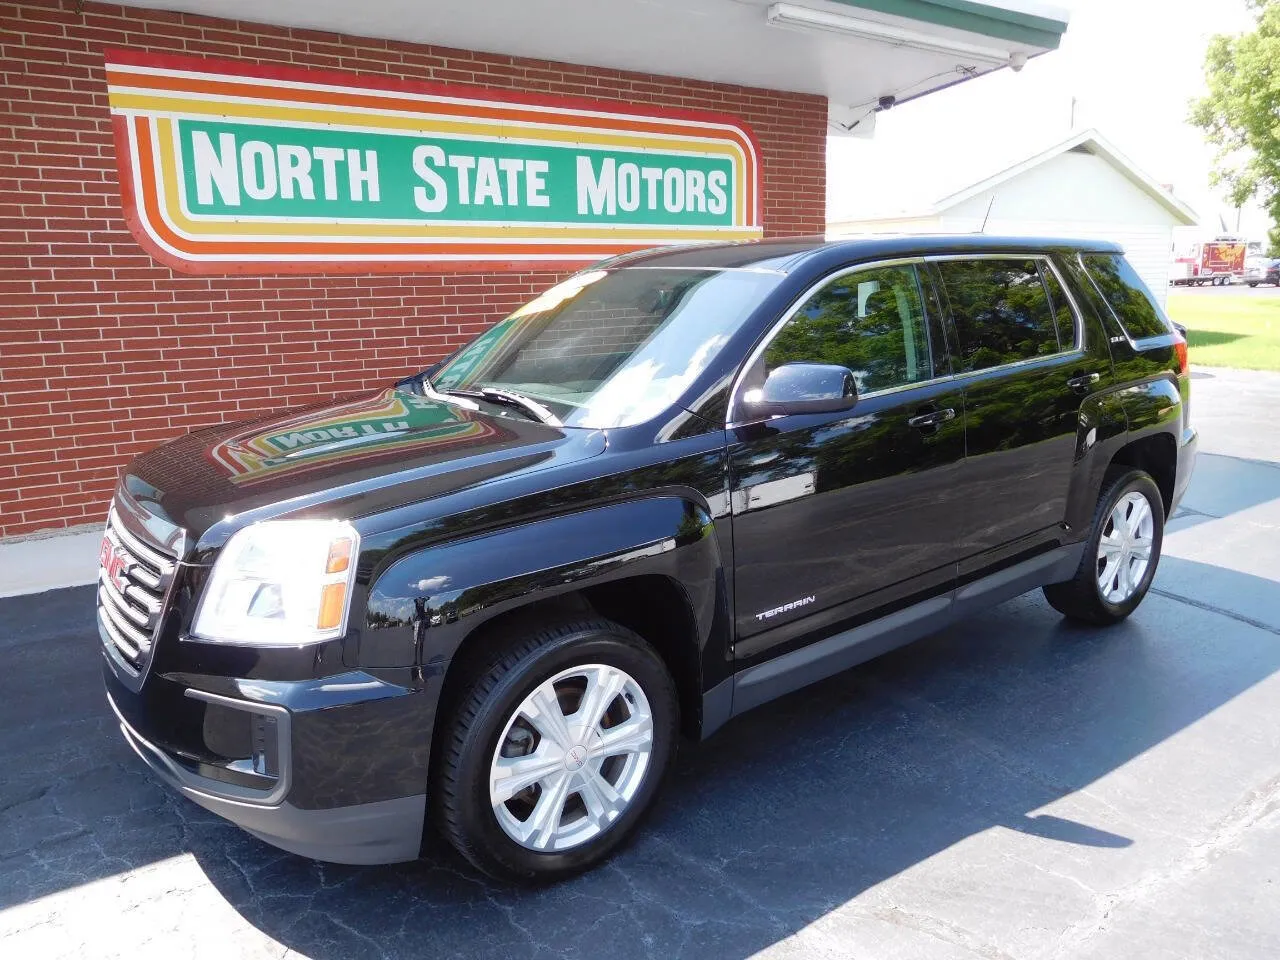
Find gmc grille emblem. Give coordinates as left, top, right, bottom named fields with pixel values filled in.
left=100, top=537, right=130, bottom=594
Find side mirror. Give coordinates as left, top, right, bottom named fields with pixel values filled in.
left=742, top=363, right=858, bottom=418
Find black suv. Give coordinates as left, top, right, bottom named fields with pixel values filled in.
left=99, top=236, right=1196, bottom=882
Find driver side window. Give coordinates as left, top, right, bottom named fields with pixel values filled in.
left=764, top=263, right=934, bottom=395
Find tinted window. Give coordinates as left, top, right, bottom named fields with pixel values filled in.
left=1041, top=260, right=1078, bottom=348
left=764, top=264, right=932, bottom=394
left=936, top=258, right=1061, bottom=371
left=432, top=267, right=782, bottom=428
left=1082, top=254, right=1171, bottom=340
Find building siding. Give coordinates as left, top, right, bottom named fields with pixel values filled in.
left=0, top=0, right=827, bottom=538
left=937, top=217, right=1176, bottom=308
left=830, top=151, right=1185, bottom=308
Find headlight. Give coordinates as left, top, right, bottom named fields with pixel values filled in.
left=192, top=520, right=360, bottom=645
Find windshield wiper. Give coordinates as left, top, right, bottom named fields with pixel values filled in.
left=438, top=386, right=561, bottom=426
left=477, top=387, right=562, bottom=426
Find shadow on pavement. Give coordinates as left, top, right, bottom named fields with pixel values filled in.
left=1173, top=452, right=1280, bottom=525
left=3, top=548, right=1279, bottom=958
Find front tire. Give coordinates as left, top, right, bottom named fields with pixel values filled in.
left=1044, top=468, right=1165, bottom=625
left=432, top=618, right=678, bottom=883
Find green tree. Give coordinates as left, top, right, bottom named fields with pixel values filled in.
left=1190, top=1, right=1280, bottom=224
left=1268, top=223, right=1280, bottom=258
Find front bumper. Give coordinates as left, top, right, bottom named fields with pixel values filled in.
left=109, top=690, right=424, bottom=863
left=104, top=654, right=437, bottom=865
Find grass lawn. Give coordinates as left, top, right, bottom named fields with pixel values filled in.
left=1165, top=292, right=1280, bottom=371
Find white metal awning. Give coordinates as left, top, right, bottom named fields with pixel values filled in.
left=117, top=0, right=1069, bottom=133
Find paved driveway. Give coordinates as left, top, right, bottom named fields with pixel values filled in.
left=2, top=368, right=1279, bottom=960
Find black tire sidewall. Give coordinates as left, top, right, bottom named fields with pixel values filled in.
left=448, top=628, right=677, bottom=881
left=1088, top=471, right=1165, bottom=619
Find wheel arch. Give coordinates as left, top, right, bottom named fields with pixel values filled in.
left=1066, top=376, right=1183, bottom=534
left=1107, top=431, right=1177, bottom=517
left=434, top=574, right=708, bottom=744
left=359, top=494, right=731, bottom=742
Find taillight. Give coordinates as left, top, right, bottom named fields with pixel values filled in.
left=1173, top=336, right=1189, bottom=376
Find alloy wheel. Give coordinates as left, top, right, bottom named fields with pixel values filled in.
left=1096, top=491, right=1155, bottom=604
left=488, top=664, right=653, bottom=852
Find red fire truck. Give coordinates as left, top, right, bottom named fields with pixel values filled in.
left=1171, top=237, right=1249, bottom=286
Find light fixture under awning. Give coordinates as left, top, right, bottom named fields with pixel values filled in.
left=766, top=2, right=1028, bottom=69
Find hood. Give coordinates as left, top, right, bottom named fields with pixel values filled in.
left=121, top=386, right=605, bottom=552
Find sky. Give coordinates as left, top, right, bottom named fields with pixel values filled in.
left=827, top=0, right=1264, bottom=238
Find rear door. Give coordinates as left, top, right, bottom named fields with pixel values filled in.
left=931, top=255, right=1112, bottom=573
left=728, top=259, right=967, bottom=667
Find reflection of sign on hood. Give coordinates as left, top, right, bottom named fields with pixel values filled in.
left=208, top=389, right=499, bottom=484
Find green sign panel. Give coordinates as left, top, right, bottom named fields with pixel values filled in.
left=178, top=120, right=737, bottom=226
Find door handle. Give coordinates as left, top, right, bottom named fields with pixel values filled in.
left=1067, top=372, right=1101, bottom=393
left=907, top=407, right=956, bottom=429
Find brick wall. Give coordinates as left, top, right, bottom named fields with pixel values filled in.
left=0, top=0, right=828, bottom=539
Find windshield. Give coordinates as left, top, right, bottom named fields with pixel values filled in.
left=430, top=266, right=783, bottom=428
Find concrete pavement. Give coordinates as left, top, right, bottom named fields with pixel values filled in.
left=1, top=367, right=1278, bottom=959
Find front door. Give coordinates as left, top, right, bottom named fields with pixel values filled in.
left=728, top=260, right=967, bottom=668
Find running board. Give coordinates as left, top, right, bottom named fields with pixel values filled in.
left=725, top=543, right=1085, bottom=722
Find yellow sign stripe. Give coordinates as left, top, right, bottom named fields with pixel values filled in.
left=110, top=92, right=743, bottom=166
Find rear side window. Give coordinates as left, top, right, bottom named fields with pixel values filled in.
left=935, top=258, right=1062, bottom=372
left=1082, top=254, right=1171, bottom=340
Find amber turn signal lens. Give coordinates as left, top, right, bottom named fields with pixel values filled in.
left=1173, top=338, right=1189, bottom=376
left=326, top=537, right=352, bottom=574
left=317, top=582, right=347, bottom=630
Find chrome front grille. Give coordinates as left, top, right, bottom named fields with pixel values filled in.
left=97, top=507, right=178, bottom=672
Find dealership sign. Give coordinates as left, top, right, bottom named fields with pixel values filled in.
left=104, top=50, right=763, bottom=273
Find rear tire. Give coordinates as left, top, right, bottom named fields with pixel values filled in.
left=432, top=618, right=678, bottom=883
left=1043, top=468, right=1164, bottom=626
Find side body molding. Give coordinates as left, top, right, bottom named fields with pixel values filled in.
left=359, top=496, right=726, bottom=683
left=730, top=542, right=1086, bottom=720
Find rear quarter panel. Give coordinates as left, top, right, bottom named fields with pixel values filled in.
left=1057, top=253, right=1189, bottom=523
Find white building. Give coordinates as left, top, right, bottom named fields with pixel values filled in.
left=828, top=129, right=1198, bottom=305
